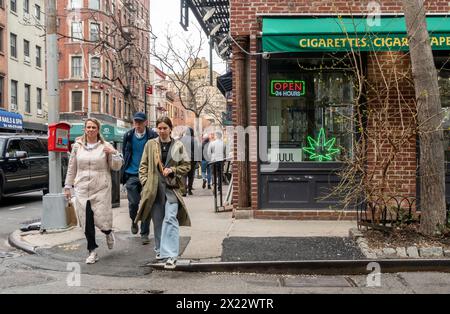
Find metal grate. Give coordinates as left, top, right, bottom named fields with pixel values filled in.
left=180, top=0, right=231, bottom=60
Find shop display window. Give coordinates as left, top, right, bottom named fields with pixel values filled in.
left=266, top=58, right=354, bottom=163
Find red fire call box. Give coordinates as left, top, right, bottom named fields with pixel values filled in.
left=48, top=122, right=71, bottom=152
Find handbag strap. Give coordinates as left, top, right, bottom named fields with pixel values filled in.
left=154, top=142, right=164, bottom=173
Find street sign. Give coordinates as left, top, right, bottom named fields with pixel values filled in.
left=146, top=85, right=153, bottom=95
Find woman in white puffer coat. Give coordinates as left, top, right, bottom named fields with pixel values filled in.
left=64, top=118, right=123, bottom=264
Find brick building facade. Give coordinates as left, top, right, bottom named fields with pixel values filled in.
left=0, top=1, right=7, bottom=109
left=58, top=0, right=151, bottom=128
left=227, top=1, right=450, bottom=219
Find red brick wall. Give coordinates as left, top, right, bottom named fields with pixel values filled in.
left=366, top=51, right=417, bottom=199
left=57, top=0, right=150, bottom=116
left=230, top=0, right=446, bottom=218
left=0, top=4, right=7, bottom=109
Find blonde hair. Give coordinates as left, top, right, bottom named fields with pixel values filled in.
left=84, top=118, right=105, bottom=144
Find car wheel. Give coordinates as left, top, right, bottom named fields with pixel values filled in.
left=43, top=188, right=49, bottom=195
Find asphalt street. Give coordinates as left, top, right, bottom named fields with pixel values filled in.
left=0, top=191, right=43, bottom=255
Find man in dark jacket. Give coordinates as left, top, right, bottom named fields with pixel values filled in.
left=121, top=112, right=158, bottom=244
left=180, top=127, right=200, bottom=196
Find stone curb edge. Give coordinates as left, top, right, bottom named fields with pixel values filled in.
left=8, top=230, right=36, bottom=255
left=147, top=258, right=450, bottom=275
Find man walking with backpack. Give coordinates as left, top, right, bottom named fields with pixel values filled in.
left=121, top=112, right=158, bottom=244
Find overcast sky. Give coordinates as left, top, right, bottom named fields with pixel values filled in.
left=150, top=0, right=227, bottom=74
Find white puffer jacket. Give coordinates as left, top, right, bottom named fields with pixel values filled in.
left=65, top=137, right=123, bottom=232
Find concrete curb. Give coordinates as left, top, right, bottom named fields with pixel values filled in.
left=147, top=258, right=450, bottom=275
left=8, top=230, right=36, bottom=254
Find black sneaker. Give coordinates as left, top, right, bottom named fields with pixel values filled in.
left=188, top=190, right=193, bottom=195
left=145, top=257, right=167, bottom=266
left=202, top=180, right=206, bottom=189
left=141, top=235, right=150, bottom=245
left=207, top=185, right=211, bottom=189
left=131, top=222, right=138, bottom=235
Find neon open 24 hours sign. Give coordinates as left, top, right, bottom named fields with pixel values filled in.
left=270, top=80, right=305, bottom=97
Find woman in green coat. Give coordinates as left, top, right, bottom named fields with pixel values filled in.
left=136, top=117, right=191, bottom=269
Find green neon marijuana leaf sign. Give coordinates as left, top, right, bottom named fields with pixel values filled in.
left=302, top=128, right=340, bottom=161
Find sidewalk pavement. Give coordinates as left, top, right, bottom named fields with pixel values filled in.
left=10, top=179, right=357, bottom=264
left=11, top=180, right=450, bottom=275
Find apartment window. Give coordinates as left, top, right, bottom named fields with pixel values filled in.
left=92, top=92, right=101, bottom=112
left=105, top=59, right=109, bottom=79
left=71, top=56, right=82, bottom=77
left=113, top=97, right=116, bottom=116
left=0, top=76, right=4, bottom=106
left=36, top=88, right=42, bottom=110
left=10, top=33, right=17, bottom=58
left=23, top=39, right=30, bottom=61
left=71, top=22, right=82, bottom=41
left=90, top=23, right=100, bottom=41
left=91, top=57, right=100, bottom=78
left=11, top=80, right=17, bottom=108
left=105, top=26, right=109, bottom=43
left=24, top=84, right=30, bottom=113
left=34, top=4, right=40, bottom=20
left=72, top=91, right=82, bottom=111
left=118, top=99, right=122, bottom=117
left=104, top=93, right=109, bottom=113
left=23, top=0, right=29, bottom=13
left=10, top=0, right=16, bottom=12
left=89, top=0, right=100, bottom=10
left=0, top=27, right=3, bottom=53
left=36, top=46, right=41, bottom=67
left=70, top=0, right=82, bottom=9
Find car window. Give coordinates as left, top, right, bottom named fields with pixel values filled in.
left=21, top=139, right=46, bottom=157
left=38, top=138, right=48, bottom=156
left=7, top=140, right=21, bottom=157
left=0, top=138, right=4, bottom=156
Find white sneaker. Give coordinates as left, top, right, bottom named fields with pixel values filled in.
left=85, top=251, right=99, bottom=264
left=106, top=231, right=115, bottom=249
left=164, top=257, right=177, bottom=270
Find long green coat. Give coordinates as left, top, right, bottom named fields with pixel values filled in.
left=135, top=138, right=191, bottom=226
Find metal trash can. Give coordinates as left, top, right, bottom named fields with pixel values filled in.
left=111, top=170, right=121, bottom=208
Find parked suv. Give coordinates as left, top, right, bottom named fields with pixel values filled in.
left=0, top=133, right=68, bottom=201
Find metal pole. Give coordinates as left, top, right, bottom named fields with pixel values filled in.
left=42, top=0, right=67, bottom=230
left=88, top=56, right=92, bottom=118
left=209, top=38, right=213, bottom=86
left=144, top=83, right=147, bottom=116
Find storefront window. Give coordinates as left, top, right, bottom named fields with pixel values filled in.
left=267, top=58, right=354, bottom=163
left=439, top=68, right=450, bottom=162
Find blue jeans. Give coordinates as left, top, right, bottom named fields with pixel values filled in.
left=151, top=200, right=179, bottom=259
left=201, top=160, right=211, bottom=185
left=125, top=175, right=150, bottom=236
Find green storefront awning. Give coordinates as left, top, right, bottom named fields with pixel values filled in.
left=70, top=123, right=128, bottom=142
left=101, top=124, right=127, bottom=143
left=262, top=16, right=450, bottom=52
left=70, top=123, right=84, bottom=141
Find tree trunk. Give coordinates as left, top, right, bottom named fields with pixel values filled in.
left=402, top=0, right=446, bottom=235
